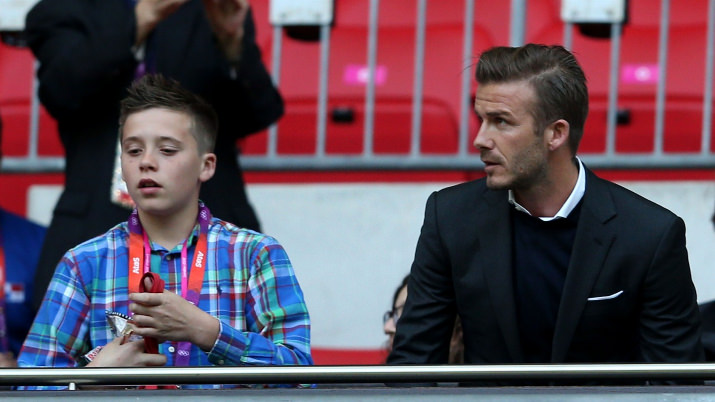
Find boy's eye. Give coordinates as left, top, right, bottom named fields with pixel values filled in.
left=126, top=148, right=141, bottom=156
left=161, top=148, right=178, bottom=155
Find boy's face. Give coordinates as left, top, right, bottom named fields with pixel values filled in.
left=121, top=108, right=216, bottom=217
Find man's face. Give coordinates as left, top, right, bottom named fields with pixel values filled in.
left=121, top=108, right=215, bottom=217
left=473, top=80, right=549, bottom=191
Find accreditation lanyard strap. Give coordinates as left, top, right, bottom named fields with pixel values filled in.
left=127, top=203, right=211, bottom=365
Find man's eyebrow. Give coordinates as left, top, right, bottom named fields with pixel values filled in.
left=484, top=110, right=512, bottom=118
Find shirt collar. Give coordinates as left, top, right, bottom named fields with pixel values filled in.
left=508, top=157, right=586, bottom=221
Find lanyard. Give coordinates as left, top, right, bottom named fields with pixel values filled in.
left=0, top=228, right=7, bottom=352
left=127, top=203, right=211, bottom=365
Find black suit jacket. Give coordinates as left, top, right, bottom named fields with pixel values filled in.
left=25, top=0, right=283, bottom=307
left=389, top=169, right=704, bottom=368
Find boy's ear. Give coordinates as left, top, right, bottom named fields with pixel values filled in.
left=199, top=152, right=217, bottom=183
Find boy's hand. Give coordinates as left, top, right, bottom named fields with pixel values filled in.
left=86, top=337, right=167, bottom=367
left=129, top=278, right=220, bottom=351
left=201, top=0, right=249, bottom=63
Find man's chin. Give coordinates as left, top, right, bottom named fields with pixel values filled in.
left=485, top=175, right=511, bottom=190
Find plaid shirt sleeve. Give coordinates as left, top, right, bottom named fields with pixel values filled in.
left=207, top=235, right=313, bottom=366
left=18, top=251, right=93, bottom=368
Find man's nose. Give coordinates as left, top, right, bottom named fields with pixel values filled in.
left=473, top=122, right=491, bottom=150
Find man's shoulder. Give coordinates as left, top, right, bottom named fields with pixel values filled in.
left=587, top=172, right=680, bottom=223
left=430, top=177, right=501, bottom=207
left=435, top=177, right=489, bottom=197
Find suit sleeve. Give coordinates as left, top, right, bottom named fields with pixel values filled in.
left=25, top=0, right=137, bottom=120
left=638, top=216, right=705, bottom=363
left=388, top=191, right=456, bottom=365
left=219, top=9, right=284, bottom=138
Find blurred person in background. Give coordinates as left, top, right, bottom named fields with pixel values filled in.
left=384, top=274, right=463, bottom=364
left=0, top=112, right=46, bottom=367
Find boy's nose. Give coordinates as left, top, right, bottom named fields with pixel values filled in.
left=139, top=152, right=157, bottom=170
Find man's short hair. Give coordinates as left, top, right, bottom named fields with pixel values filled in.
left=475, top=44, right=588, bottom=154
left=119, top=74, right=218, bottom=153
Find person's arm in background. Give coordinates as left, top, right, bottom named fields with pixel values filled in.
left=24, top=0, right=186, bottom=121
left=201, top=0, right=284, bottom=138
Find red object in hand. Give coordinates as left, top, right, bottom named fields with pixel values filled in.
left=138, top=272, right=165, bottom=354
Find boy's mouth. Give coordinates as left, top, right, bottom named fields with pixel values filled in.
left=138, top=179, right=160, bottom=188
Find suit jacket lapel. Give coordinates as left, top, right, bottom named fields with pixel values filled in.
left=551, top=170, right=617, bottom=362
left=479, top=188, right=524, bottom=362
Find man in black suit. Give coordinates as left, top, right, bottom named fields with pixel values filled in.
left=388, top=44, right=704, bottom=375
left=24, top=0, right=282, bottom=308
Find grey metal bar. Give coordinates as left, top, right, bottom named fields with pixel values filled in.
left=267, top=25, right=283, bottom=158
left=1, top=157, right=65, bottom=172
left=28, top=61, right=41, bottom=161
left=509, top=0, right=527, bottom=47
left=410, top=0, right=428, bottom=157
left=4, top=364, right=715, bottom=387
left=563, top=22, right=573, bottom=51
left=701, top=0, right=715, bottom=155
left=316, top=24, right=332, bottom=157
left=458, top=0, right=475, bottom=156
left=6, top=152, right=715, bottom=174
left=654, top=0, right=671, bottom=155
left=240, top=154, right=715, bottom=170
left=605, top=23, right=622, bottom=156
left=364, top=0, right=380, bottom=157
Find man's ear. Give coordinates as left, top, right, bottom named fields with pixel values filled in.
left=199, top=153, right=217, bottom=183
left=545, top=119, right=570, bottom=152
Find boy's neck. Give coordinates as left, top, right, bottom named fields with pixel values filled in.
left=138, top=205, right=199, bottom=250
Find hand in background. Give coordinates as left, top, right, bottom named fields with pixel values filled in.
left=135, top=0, right=191, bottom=46
left=202, top=0, right=249, bottom=63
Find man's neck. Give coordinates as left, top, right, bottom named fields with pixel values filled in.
left=513, top=158, right=580, bottom=218
left=138, top=205, right=199, bottom=250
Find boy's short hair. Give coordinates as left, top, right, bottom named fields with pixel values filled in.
left=119, top=74, right=218, bottom=153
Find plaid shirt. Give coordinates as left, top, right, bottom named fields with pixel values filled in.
left=18, top=218, right=312, bottom=388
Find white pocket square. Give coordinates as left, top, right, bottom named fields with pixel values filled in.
left=587, top=290, right=624, bottom=301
